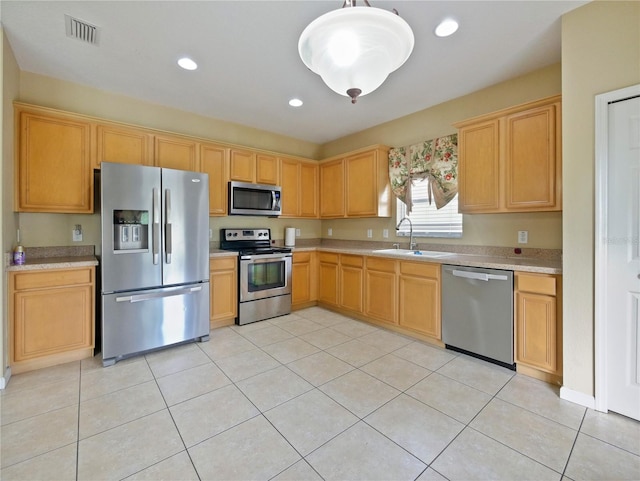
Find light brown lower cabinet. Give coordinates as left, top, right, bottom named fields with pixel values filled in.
left=398, top=261, right=441, bottom=339
left=364, top=257, right=397, bottom=325
left=9, top=266, right=95, bottom=374
left=292, top=251, right=317, bottom=309
left=515, top=272, right=563, bottom=384
left=339, top=255, right=364, bottom=314
left=318, top=252, right=339, bottom=306
left=210, top=257, right=237, bottom=329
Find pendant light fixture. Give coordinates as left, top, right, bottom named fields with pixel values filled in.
left=298, top=0, right=414, bottom=104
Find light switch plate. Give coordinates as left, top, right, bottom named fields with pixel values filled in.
left=383, top=229, right=389, bottom=238
left=295, top=228, right=301, bottom=237
left=367, top=229, right=373, bottom=238
left=328, top=228, right=332, bottom=236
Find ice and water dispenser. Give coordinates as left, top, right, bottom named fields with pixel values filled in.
left=113, top=210, right=149, bottom=252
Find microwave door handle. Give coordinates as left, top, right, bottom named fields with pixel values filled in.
left=152, top=188, right=160, bottom=265
left=165, top=188, right=172, bottom=264
left=272, top=190, right=277, bottom=210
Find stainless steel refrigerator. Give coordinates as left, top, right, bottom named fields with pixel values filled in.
left=100, top=162, right=210, bottom=366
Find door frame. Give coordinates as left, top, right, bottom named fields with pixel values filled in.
left=594, top=83, right=640, bottom=413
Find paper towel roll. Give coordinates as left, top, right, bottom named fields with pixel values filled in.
left=285, top=227, right=296, bottom=247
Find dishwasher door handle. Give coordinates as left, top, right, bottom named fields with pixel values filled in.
left=451, top=269, right=509, bottom=282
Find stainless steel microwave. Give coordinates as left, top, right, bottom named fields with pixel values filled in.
left=228, top=181, right=282, bottom=216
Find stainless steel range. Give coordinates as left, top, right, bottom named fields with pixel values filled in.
left=220, top=228, right=292, bottom=325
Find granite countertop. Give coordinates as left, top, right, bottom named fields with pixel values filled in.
left=209, top=249, right=238, bottom=258
left=6, top=255, right=99, bottom=272
left=292, top=246, right=562, bottom=275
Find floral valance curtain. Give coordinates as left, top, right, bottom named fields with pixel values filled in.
left=388, top=134, right=458, bottom=213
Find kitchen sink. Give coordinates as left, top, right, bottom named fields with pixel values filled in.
left=372, top=249, right=454, bottom=258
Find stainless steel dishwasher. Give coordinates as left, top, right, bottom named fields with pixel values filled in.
left=441, top=265, right=515, bottom=369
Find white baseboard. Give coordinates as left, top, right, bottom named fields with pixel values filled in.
left=0, top=366, right=12, bottom=390
left=560, top=386, right=596, bottom=409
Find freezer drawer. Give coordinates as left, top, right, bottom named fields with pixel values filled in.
left=101, top=282, right=209, bottom=366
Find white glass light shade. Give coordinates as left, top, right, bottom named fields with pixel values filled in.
left=299, top=7, right=414, bottom=102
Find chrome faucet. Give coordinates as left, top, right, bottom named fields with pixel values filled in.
left=396, top=217, right=417, bottom=251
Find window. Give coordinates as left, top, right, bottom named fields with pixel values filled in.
left=396, top=179, right=463, bottom=238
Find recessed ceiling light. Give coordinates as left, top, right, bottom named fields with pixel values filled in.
left=435, top=19, right=459, bottom=37
left=289, top=98, right=303, bottom=107
left=177, top=57, right=198, bottom=70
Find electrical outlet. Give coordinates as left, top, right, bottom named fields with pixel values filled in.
left=328, top=228, right=332, bottom=236
left=367, top=229, right=373, bottom=238
left=72, top=224, right=83, bottom=242
left=209, top=229, right=213, bottom=239
left=383, top=229, right=389, bottom=238
left=518, top=230, right=528, bottom=244
left=295, top=228, right=301, bottom=237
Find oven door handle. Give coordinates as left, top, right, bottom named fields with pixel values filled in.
left=240, top=254, right=292, bottom=262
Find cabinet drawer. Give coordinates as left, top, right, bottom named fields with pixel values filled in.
left=400, top=261, right=440, bottom=279
left=366, top=257, right=396, bottom=273
left=293, top=252, right=311, bottom=263
left=341, top=254, right=363, bottom=268
left=12, top=268, right=93, bottom=290
left=319, top=252, right=339, bottom=264
left=210, top=257, right=237, bottom=271
left=516, top=273, right=556, bottom=296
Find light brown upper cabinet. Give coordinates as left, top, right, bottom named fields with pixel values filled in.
left=230, top=150, right=279, bottom=185
left=454, top=95, right=562, bottom=214
left=256, top=153, right=279, bottom=185
left=154, top=134, right=198, bottom=171
left=15, top=104, right=93, bottom=213
left=320, top=145, right=391, bottom=218
left=280, top=157, right=318, bottom=218
left=94, top=123, right=154, bottom=169
left=200, top=142, right=230, bottom=216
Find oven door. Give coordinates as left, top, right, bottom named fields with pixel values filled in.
left=239, top=253, right=292, bottom=302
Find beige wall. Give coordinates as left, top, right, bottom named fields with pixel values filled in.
left=322, top=64, right=563, bottom=249
left=19, top=72, right=322, bottom=160
left=561, top=1, right=640, bottom=397
left=15, top=64, right=564, bottom=251
left=2, top=29, right=20, bottom=379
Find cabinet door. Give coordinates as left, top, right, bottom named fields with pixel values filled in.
left=345, top=150, right=377, bottom=217
left=318, top=253, right=339, bottom=306
left=398, top=262, right=441, bottom=339
left=458, top=119, right=501, bottom=213
left=505, top=104, right=558, bottom=210
left=339, top=255, right=364, bottom=313
left=256, top=154, right=279, bottom=185
left=230, top=149, right=256, bottom=182
left=292, top=253, right=311, bottom=306
left=200, top=143, right=229, bottom=216
left=95, top=123, right=153, bottom=169
left=280, top=158, right=300, bottom=217
left=516, top=291, right=557, bottom=373
left=210, top=258, right=237, bottom=326
left=299, top=162, right=319, bottom=218
left=365, top=258, right=397, bottom=325
left=13, top=285, right=93, bottom=362
left=17, top=110, right=93, bottom=213
left=320, top=159, right=345, bottom=218
left=155, top=134, right=198, bottom=171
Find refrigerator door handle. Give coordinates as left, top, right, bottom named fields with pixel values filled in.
left=115, top=285, right=203, bottom=303
left=152, top=188, right=160, bottom=265
left=165, top=188, right=172, bottom=264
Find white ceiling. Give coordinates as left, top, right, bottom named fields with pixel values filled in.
left=0, top=1, right=586, bottom=144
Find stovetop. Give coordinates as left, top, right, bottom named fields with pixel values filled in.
left=219, top=228, right=292, bottom=255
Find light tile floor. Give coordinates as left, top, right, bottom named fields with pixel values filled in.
left=2, top=307, right=639, bottom=481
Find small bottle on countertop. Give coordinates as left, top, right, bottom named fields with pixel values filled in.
left=13, top=243, right=25, bottom=265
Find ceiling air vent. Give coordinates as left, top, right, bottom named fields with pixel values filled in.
left=65, top=14, right=100, bottom=45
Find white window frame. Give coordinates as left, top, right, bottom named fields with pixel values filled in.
left=396, top=180, right=463, bottom=238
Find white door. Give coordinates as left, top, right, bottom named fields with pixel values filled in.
left=606, top=95, right=640, bottom=420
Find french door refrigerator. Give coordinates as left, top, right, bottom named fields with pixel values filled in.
left=100, top=162, right=210, bottom=366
